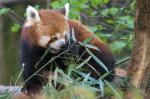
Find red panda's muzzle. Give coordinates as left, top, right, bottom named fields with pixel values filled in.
left=49, top=38, right=66, bottom=53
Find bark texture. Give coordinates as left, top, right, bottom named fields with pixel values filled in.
left=126, top=0, right=150, bottom=98
left=0, top=16, right=5, bottom=83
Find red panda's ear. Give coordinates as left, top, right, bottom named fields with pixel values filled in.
left=64, top=3, right=69, bottom=19
left=25, top=6, right=41, bottom=26
left=57, top=3, right=69, bottom=19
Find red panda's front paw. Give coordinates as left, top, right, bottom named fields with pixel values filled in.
left=21, top=84, right=42, bottom=96
left=14, top=91, right=46, bottom=99
left=14, top=92, right=32, bottom=99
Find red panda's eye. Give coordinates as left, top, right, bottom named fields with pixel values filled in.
left=51, top=36, right=58, bottom=41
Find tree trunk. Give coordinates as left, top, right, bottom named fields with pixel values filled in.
left=126, top=0, right=150, bottom=98
left=0, top=16, right=5, bottom=83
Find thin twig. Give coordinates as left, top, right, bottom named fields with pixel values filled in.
left=46, top=0, right=51, bottom=8
left=115, top=56, right=130, bottom=66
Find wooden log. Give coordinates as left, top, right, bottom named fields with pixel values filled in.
left=0, top=85, right=46, bottom=99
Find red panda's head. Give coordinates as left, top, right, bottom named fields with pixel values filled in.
left=23, top=3, right=70, bottom=53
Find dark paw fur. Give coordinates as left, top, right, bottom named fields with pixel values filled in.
left=21, top=84, right=42, bottom=96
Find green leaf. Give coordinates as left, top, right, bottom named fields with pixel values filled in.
left=115, top=56, right=130, bottom=66
left=97, top=33, right=113, bottom=38
left=110, top=41, right=126, bottom=54
left=79, top=42, right=100, bottom=51
left=97, top=25, right=106, bottom=30
left=99, top=79, right=104, bottom=96
left=101, top=9, right=109, bottom=16
left=74, top=71, right=96, bottom=82
left=90, top=0, right=100, bottom=6
left=51, top=0, right=68, bottom=9
left=80, top=4, right=89, bottom=9
left=11, top=23, right=21, bottom=33
left=75, top=56, right=91, bottom=69
left=34, top=5, right=40, bottom=9
left=101, top=7, right=119, bottom=16
left=104, top=80, right=122, bottom=99
left=117, top=16, right=134, bottom=29
left=83, top=44, right=100, bottom=51
left=54, top=68, right=59, bottom=88
left=103, top=0, right=110, bottom=4
left=88, top=26, right=97, bottom=32
left=100, top=71, right=112, bottom=79
left=110, top=7, right=119, bottom=15
left=67, top=64, right=75, bottom=76
left=51, top=1, right=61, bottom=9
left=106, top=19, right=114, bottom=24
left=86, top=48, right=108, bottom=72
left=70, top=8, right=80, bottom=19
left=59, top=85, right=97, bottom=99
left=0, top=8, right=10, bottom=15
left=82, top=72, right=91, bottom=85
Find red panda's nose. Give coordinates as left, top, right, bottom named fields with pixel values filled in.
left=60, top=41, right=65, bottom=48
left=49, top=39, right=66, bottom=50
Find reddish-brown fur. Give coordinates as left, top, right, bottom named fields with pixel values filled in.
left=22, top=9, right=69, bottom=47
left=20, top=7, right=115, bottom=95
left=68, top=20, right=113, bottom=57
left=22, top=9, right=113, bottom=58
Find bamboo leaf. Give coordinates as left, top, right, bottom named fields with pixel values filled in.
left=99, top=79, right=104, bottom=97
left=104, top=80, right=122, bottom=99
left=75, top=56, right=91, bottom=69
left=82, top=72, right=91, bottom=85
left=54, top=68, right=59, bottom=88
left=79, top=42, right=100, bottom=51
left=86, top=48, right=108, bottom=72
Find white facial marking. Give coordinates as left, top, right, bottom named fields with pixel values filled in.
left=71, top=28, right=76, bottom=41
left=56, top=33, right=61, bottom=38
left=60, top=39, right=65, bottom=44
left=65, top=3, right=69, bottom=19
left=50, top=39, right=65, bottom=49
left=24, top=21, right=33, bottom=27
left=38, top=36, right=50, bottom=47
left=25, top=6, right=40, bottom=27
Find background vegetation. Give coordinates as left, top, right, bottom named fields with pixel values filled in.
left=0, top=0, right=135, bottom=98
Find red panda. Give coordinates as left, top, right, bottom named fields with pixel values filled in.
left=20, top=3, right=115, bottom=95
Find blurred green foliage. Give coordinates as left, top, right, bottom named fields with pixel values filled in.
left=11, top=23, right=21, bottom=33
left=0, top=0, right=136, bottom=98
left=0, top=8, right=10, bottom=15
left=50, top=0, right=134, bottom=68
left=0, top=0, right=134, bottom=59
